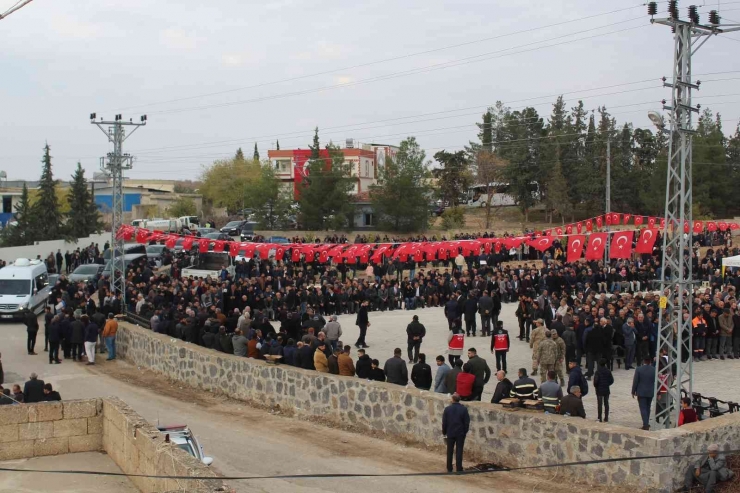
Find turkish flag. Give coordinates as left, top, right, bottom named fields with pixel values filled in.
left=413, top=248, right=424, bottom=262
left=576, top=222, right=583, bottom=233
left=586, top=220, right=593, bottom=232
left=555, top=227, right=563, bottom=236
left=648, top=217, right=656, bottom=228
left=229, top=242, right=240, bottom=257
left=527, top=236, right=554, bottom=252
left=360, top=253, right=369, bottom=264
left=636, top=228, right=659, bottom=254
left=719, top=222, right=729, bottom=231
left=319, top=250, right=329, bottom=263
left=135, top=228, right=151, bottom=244
left=693, top=220, right=703, bottom=233
left=567, top=235, right=586, bottom=262
left=596, top=216, right=603, bottom=229
left=610, top=231, right=634, bottom=259
left=684, top=221, right=690, bottom=234
left=213, top=240, right=225, bottom=252
left=623, top=214, right=631, bottom=224
left=585, top=233, right=608, bottom=260
left=291, top=248, right=301, bottom=262
left=566, top=224, right=573, bottom=234
left=494, top=241, right=502, bottom=253
left=165, top=235, right=177, bottom=249
left=707, top=222, right=717, bottom=232
left=182, top=237, right=194, bottom=251
left=503, top=237, right=523, bottom=250
left=276, top=247, right=285, bottom=260
left=611, top=213, right=621, bottom=225
left=731, top=223, right=739, bottom=230
left=634, top=216, right=644, bottom=226
left=198, top=240, right=208, bottom=253
left=660, top=218, right=665, bottom=229
left=605, top=214, right=612, bottom=226
left=438, top=245, right=448, bottom=260
left=544, top=230, right=552, bottom=237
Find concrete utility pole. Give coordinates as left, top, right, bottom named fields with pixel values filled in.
left=647, top=1, right=740, bottom=429
left=605, top=136, right=611, bottom=263
left=90, top=113, right=147, bottom=313
left=0, top=0, right=33, bottom=20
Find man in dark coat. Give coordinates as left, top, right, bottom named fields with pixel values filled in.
left=559, top=385, right=586, bottom=418
left=383, top=348, right=408, bottom=385
left=442, top=393, right=470, bottom=473
left=632, top=357, right=656, bottom=430
left=24, top=308, right=39, bottom=355
left=23, top=373, right=45, bottom=403
left=406, top=315, right=426, bottom=364
left=465, top=348, right=491, bottom=401
left=411, top=353, right=432, bottom=390
left=355, top=348, right=372, bottom=379
left=463, top=293, right=478, bottom=337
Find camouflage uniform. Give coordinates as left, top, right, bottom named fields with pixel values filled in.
left=536, top=338, right=560, bottom=383
left=529, top=325, right=547, bottom=374
left=552, top=332, right=566, bottom=386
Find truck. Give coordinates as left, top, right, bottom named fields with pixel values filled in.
left=181, top=252, right=233, bottom=279
left=131, top=218, right=181, bottom=232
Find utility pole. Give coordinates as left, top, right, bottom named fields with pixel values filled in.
left=90, top=113, right=147, bottom=314
left=647, top=2, right=739, bottom=429
left=604, top=135, right=611, bottom=263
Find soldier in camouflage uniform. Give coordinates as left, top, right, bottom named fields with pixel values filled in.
left=551, top=330, right=566, bottom=387
left=536, top=330, right=560, bottom=383
left=529, top=319, right=547, bottom=375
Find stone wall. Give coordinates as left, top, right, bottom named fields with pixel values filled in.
left=0, top=399, right=103, bottom=461
left=0, top=397, right=227, bottom=493
left=116, top=321, right=734, bottom=492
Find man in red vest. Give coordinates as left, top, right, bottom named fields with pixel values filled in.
left=490, top=320, right=510, bottom=373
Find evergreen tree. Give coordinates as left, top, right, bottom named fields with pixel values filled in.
left=545, top=153, right=571, bottom=223
left=309, top=127, right=320, bottom=159
left=693, top=109, right=731, bottom=216
left=32, top=143, right=63, bottom=240
left=466, top=111, right=493, bottom=159
left=245, top=165, right=292, bottom=230
left=253, top=143, right=260, bottom=161
left=67, top=162, right=102, bottom=238
left=235, top=147, right=245, bottom=161
left=276, top=140, right=280, bottom=151
left=370, top=137, right=431, bottom=232
left=433, top=150, right=471, bottom=206
left=299, top=143, right=354, bottom=230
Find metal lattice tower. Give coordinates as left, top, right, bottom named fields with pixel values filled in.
left=648, top=2, right=739, bottom=428
left=91, top=113, right=147, bottom=313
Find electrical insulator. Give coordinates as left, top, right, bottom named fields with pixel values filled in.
left=671, top=25, right=676, bottom=33
left=688, top=5, right=699, bottom=23
left=648, top=2, right=658, bottom=16
left=709, top=10, right=720, bottom=24
left=669, top=0, right=679, bottom=19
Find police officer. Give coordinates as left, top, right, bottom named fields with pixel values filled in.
left=490, top=320, right=510, bottom=373
left=536, top=330, right=559, bottom=383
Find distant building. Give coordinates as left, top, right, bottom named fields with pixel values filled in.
left=0, top=188, right=24, bottom=226
left=267, top=141, right=399, bottom=201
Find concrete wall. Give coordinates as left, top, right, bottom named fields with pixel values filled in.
left=0, top=233, right=110, bottom=263
left=0, top=399, right=103, bottom=461
left=102, top=397, right=224, bottom=493
left=0, top=397, right=227, bottom=493
left=114, top=321, right=740, bottom=492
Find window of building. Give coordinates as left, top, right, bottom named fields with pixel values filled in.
left=364, top=213, right=375, bottom=226
left=364, top=161, right=369, bottom=177
left=2, top=196, right=12, bottom=214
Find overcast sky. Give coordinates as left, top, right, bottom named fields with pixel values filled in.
left=1, top=0, right=739, bottom=182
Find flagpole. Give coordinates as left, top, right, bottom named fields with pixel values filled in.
left=604, top=135, right=611, bottom=264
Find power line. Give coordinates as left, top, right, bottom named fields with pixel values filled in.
left=108, top=4, right=648, bottom=113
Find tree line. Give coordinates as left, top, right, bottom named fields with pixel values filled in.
left=1, top=144, right=103, bottom=247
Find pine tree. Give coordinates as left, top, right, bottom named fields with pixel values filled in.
left=370, top=137, right=431, bottom=232
left=309, top=127, right=320, bottom=159
left=235, top=147, right=245, bottom=161
left=433, top=150, right=471, bottom=206
left=299, top=143, right=353, bottom=230
left=67, top=162, right=102, bottom=238
left=544, top=152, right=571, bottom=222
left=32, top=143, right=63, bottom=240
left=253, top=143, right=260, bottom=161
left=276, top=140, right=280, bottom=151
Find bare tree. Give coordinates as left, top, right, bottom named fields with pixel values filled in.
left=475, top=151, right=508, bottom=229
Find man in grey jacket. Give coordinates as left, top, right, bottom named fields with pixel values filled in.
left=622, top=318, right=638, bottom=370
left=478, top=291, right=494, bottom=337
left=232, top=329, right=248, bottom=357
left=434, top=355, right=450, bottom=393
left=322, top=315, right=343, bottom=351
left=683, top=443, right=735, bottom=492
left=383, top=348, right=408, bottom=386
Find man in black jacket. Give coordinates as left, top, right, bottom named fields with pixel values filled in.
left=464, top=293, right=478, bottom=337
left=23, top=373, right=45, bottom=403
left=383, top=348, right=408, bottom=385
left=406, top=315, right=426, bottom=364
left=24, top=308, right=39, bottom=355
left=491, top=370, right=514, bottom=403
left=355, top=349, right=372, bottom=379
left=465, top=348, right=491, bottom=401
left=442, top=393, right=470, bottom=473
left=411, top=353, right=432, bottom=390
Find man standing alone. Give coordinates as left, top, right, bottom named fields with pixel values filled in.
left=406, top=315, right=426, bottom=364
left=24, top=308, right=39, bottom=355
left=632, top=357, right=656, bottom=430
left=442, top=393, right=470, bottom=474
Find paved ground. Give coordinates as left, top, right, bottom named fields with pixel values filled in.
left=1, top=318, right=602, bottom=493
left=330, top=301, right=738, bottom=429
left=0, top=452, right=138, bottom=492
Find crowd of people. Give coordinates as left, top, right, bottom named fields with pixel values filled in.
left=0, top=372, right=61, bottom=405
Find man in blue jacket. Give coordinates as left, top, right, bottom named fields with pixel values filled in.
left=632, top=357, right=656, bottom=430
left=442, top=393, right=470, bottom=473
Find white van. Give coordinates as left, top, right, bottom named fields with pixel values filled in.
left=0, top=258, right=51, bottom=319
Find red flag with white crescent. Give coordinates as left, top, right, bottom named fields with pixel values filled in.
left=707, top=222, right=717, bottom=232
left=229, top=241, right=240, bottom=257
left=596, top=216, right=603, bottom=228
left=731, top=223, right=739, bottom=231
left=605, top=214, right=612, bottom=226
left=527, top=236, right=554, bottom=252
left=502, top=237, right=523, bottom=250
left=555, top=227, right=563, bottom=236
left=648, top=217, right=656, bottom=228
left=182, top=237, right=194, bottom=251
left=567, top=235, right=585, bottom=262
left=693, top=220, right=703, bottom=233
left=660, top=217, right=666, bottom=229
left=319, top=250, right=329, bottom=263
left=635, top=228, right=658, bottom=254
left=684, top=221, right=690, bottom=234
left=275, top=247, right=285, bottom=260
left=566, top=224, right=573, bottom=234
left=585, top=233, right=608, bottom=260
left=576, top=222, right=583, bottom=233
left=634, top=216, right=643, bottom=226
left=135, top=228, right=151, bottom=244
left=609, top=231, right=634, bottom=259
left=585, top=220, right=593, bottom=232
left=198, top=240, right=208, bottom=253
left=623, top=214, right=631, bottom=225
left=719, top=222, right=729, bottom=231
left=494, top=241, right=502, bottom=253
left=213, top=240, right=225, bottom=252
left=165, top=235, right=177, bottom=249
left=611, top=213, right=621, bottom=225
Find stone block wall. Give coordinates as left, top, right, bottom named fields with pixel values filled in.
left=101, top=396, right=225, bottom=493
left=0, top=399, right=104, bottom=461
left=120, top=321, right=732, bottom=492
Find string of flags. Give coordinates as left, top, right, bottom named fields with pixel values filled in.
left=115, top=212, right=738, bottom=265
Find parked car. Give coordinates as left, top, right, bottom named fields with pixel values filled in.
left=266, top=236, right=290, bottom=244
left=220, top=220, right=250, bottom=237
left=103, top=243, right=147, bottom=260
left=157, top=425, right=213, bottom=466
left=69, top=264, right=104, bottom=283
left=238, top=222, right=259, bottom=241
left=146, top=245, right=171, bottom=267
left=195, top=227, right=216, bottom=237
